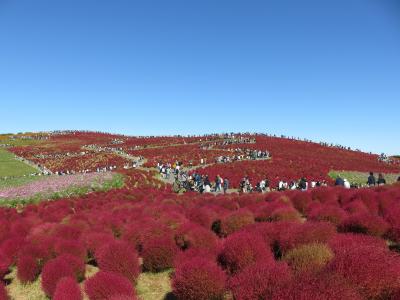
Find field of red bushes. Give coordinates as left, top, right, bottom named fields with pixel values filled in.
left=195, top=135, right=400, bottom=187
left=1, top=182, right=400, bottom=299
left=8, top=132, right=399, bottom=185
left=2, top=131, right=400, bottom=299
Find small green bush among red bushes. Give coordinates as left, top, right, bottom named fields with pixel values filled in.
left=283, top=243, right=334, bottom=274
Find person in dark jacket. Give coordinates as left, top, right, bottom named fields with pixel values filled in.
left=398, top=176, right=400, bottom=182
left=223, top=178, right=229, bottom=194
left=377, top=173, right=386, bottom=185
left=367, top=172, right=376, bottom=186
left=335, top=176, right=345, bottom=186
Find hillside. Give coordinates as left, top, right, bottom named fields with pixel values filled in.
left=3, top=131, right=399, bottom=188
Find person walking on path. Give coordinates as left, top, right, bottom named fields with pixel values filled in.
left=335, top=176, right=345, bottom=187
left=377, top=173, right=386, bottom=185
left=367, top=172, right=376, bottom=186
left=223, top=177, right=229, bottom=194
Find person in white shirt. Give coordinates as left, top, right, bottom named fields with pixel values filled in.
left=344, top=179, right=351, bottom=189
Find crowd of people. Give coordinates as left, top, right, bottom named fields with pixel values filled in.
left=200, top=136, right=256, bottom=150
left=172, top=172, right=230, bottom=194
left=169, top=168, right=400, bottom=194
left=214, top=149, right=270, bottom=164
left=169, top=169, right=334, bottom=194
left=334, top=171, right=396, bottom=189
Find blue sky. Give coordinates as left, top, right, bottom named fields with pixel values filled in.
left=0, top=0, right=399, bottom=154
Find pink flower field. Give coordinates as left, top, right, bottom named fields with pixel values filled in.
left=0, top=172, right=114, bottom=200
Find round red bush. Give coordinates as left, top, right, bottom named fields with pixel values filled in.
left=278, top=221, right=336, bottom=254
left=219, top=209, right=255, bottom=237
left=41, top=257, right=75, bottom=297
left=81, top=232, right=115, bottom=257
left=270, top=207, right=302, bottom=222
left=16, top=255, right=40, bottom=283
left=218, top=231, right=274, bottom=274
left=229, top=260, right=291, bottom=300
left=96, top=241, right=140, bottom=283
left=290, top=191, right=312, bottom=215
left=142, top=237, right=178, bottom=272
left=328, top=243, right=400, bottom=299
left=272, top=273, right=362, bottom=300
left=338, top=213, right=389, bottom=237
left=308, top=205, right=348, bottom=225
left=175, top=223, right=218, bottom=251
left=0, top=250, right=11, bottom=279
left=57, top=253, right=85, bottom=281
left=173, top=257, right=226, bottom=300
left=328, top=233, right=387, bottom=251
left=311, top=187, right=339, bottom=205
left=54, top=239, right=87, bottom=260
left=84, top=271, right=137, bottom=300
left=54, top=277, right=83, bottom=300
left=0, top=283, right=9, bottom=300
left=0, top=237, right=26, bottom=264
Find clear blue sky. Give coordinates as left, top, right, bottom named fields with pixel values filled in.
left=0, top=0, right=399, bottom=154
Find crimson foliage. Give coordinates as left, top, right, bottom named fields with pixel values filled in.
left=173, top=257, right=226, bottom=300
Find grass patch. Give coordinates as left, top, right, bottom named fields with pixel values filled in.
left=329, top=170, right=400, bottom=185
left=5, top=268, right=47, bottom=300
left=136, top=270, right=174, bottom=300
left=0, top=148, right=38, bottom=177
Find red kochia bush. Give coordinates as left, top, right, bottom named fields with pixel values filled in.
left=0, top=250, right=10, bottom=278
left=18, top=243, right=52, bottom=263
left=0, top=284, right=8, bottom=300
left=290, top=191, right=312, bottom=215
left=308, top=205, right=348, bottom=225
left=339, top=213, right=389, bottom=237
left=41, top=257, right=75, bottom=297
left=218, top=231, right=274, bottom=274
left=142, top=237, right=178, bottom=272
left=311, top=187, right=339, bottom=204
left=328, top=243, right=400, bottom=299
left=175, top=223, right=218, bottom=251
left=328, top=233, right=387, bottom=251
left=0, top=237, right=26, bottom=264
left=96, top=241, right=140, bottom=283
left=53, top=277, right=83, bottom=300
left=81, top=232, right=115, bottom=256
left=278, top=221, right=336, bottom=254
left=219, top=209, right=255, bottom=236
left=229, top=260, right=291, bottom=300
left=186, top=207, right=217, bottom=229
left=272, top=273, right=362, bottom=300
left=57, top=254, right=85, bottom=280
left=84, top=271, right=137, bottom=300
left=54, top=239, right=87, bottom=260
left=16, top=255, right=40, bottom=283
left=270, top=207, right=302, bottom=222
left=173, top=257, right=226, bottom=300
